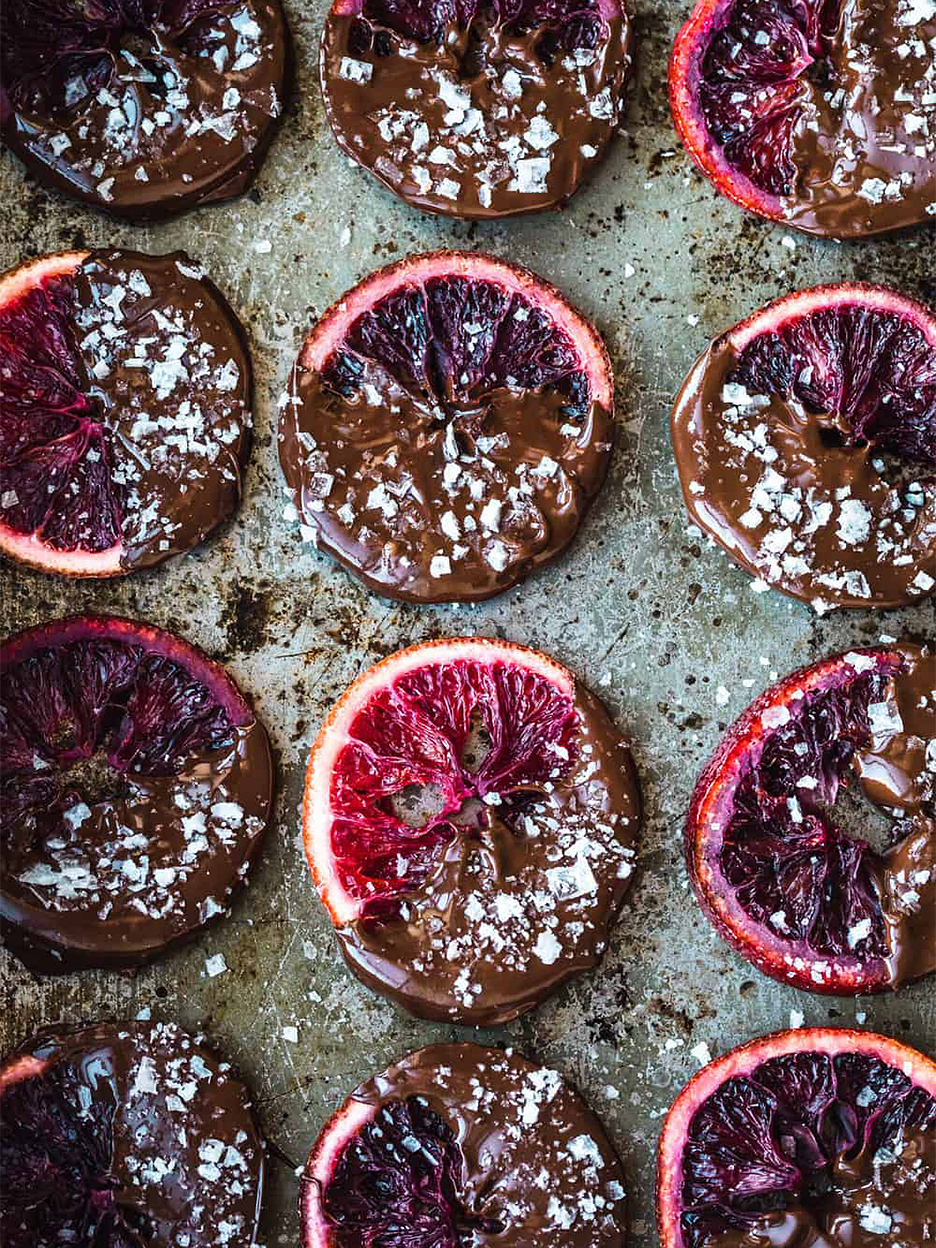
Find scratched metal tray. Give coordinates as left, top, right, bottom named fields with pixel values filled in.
left=1, top=0, right=934, bottom=1242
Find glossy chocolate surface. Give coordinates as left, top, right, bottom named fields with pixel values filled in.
left=0, top=248, right=253, bottom=573
left=693, top=0, right=936, bottom=238
left=0, top=1021, right=264, bottom=1247
left=782, top=0, right=936, bottom=238
left=858, top=643, right=936, bottom=987
left=308, top=1043, right=626, bottom=1247
left=334, top=680, right=640, bottom=1025
left=671, top=329, right=936, bottom=612
left=280, top=270, right=613, bottom=604
left=320, top=3, right=631, bottom=219
left=1, top=0, right=290, bottom=220
left=714, top=1126, right=935, bottom=1248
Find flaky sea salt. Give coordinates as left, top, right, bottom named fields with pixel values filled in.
left=338, top=56, right=372, bottom=83
left=533, top=930, right=562, bottom=965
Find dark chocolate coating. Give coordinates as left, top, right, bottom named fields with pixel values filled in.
left=779, top=0, right=936, bottom=239
left=304, top=1042, right=626, bottom=1248
left=0, top=1021, right=265, bottom=1248
left=713, top=1126, right=935, bottom=1247
left=679, top=0, right=936, bottom=239
left=1, top=0, right=291, bottom=220
left=77, top=249, right=253, bottom=571
left=858, top=643, right=936, bottom=987
left=319, top=4, right=631, bottom=219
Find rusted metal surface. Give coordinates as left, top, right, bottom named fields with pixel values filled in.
left=1, top=1, right=934, bottom=1243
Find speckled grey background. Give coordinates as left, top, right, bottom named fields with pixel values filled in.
left=1, top=1, right=934, bottom=1244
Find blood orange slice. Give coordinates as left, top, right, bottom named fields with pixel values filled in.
left=279, top=250, right=614, bottom=604
left=1, top=0, right=290, bottom=220
left=1, top=1020, right=265, bottom=1248
left=0, top=248, right=253, bottom=577
left=657, top=1028, right=936, bottom=1248
left=671, top=283, right=936, bottom=611
left=303, top=637, right=640, bottom=1024
left=301, top=1042, right=627, bottom=1247
left=0, top=614, right=273, bottom=973
left=685, top=644, right=935, bottom=995
left=669, top=0, right=936, bottom=238
left=320, top=0, right=632, bottom=218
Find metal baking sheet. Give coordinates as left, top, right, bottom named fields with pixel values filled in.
left=2, top=1, right=934, bottom=1243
